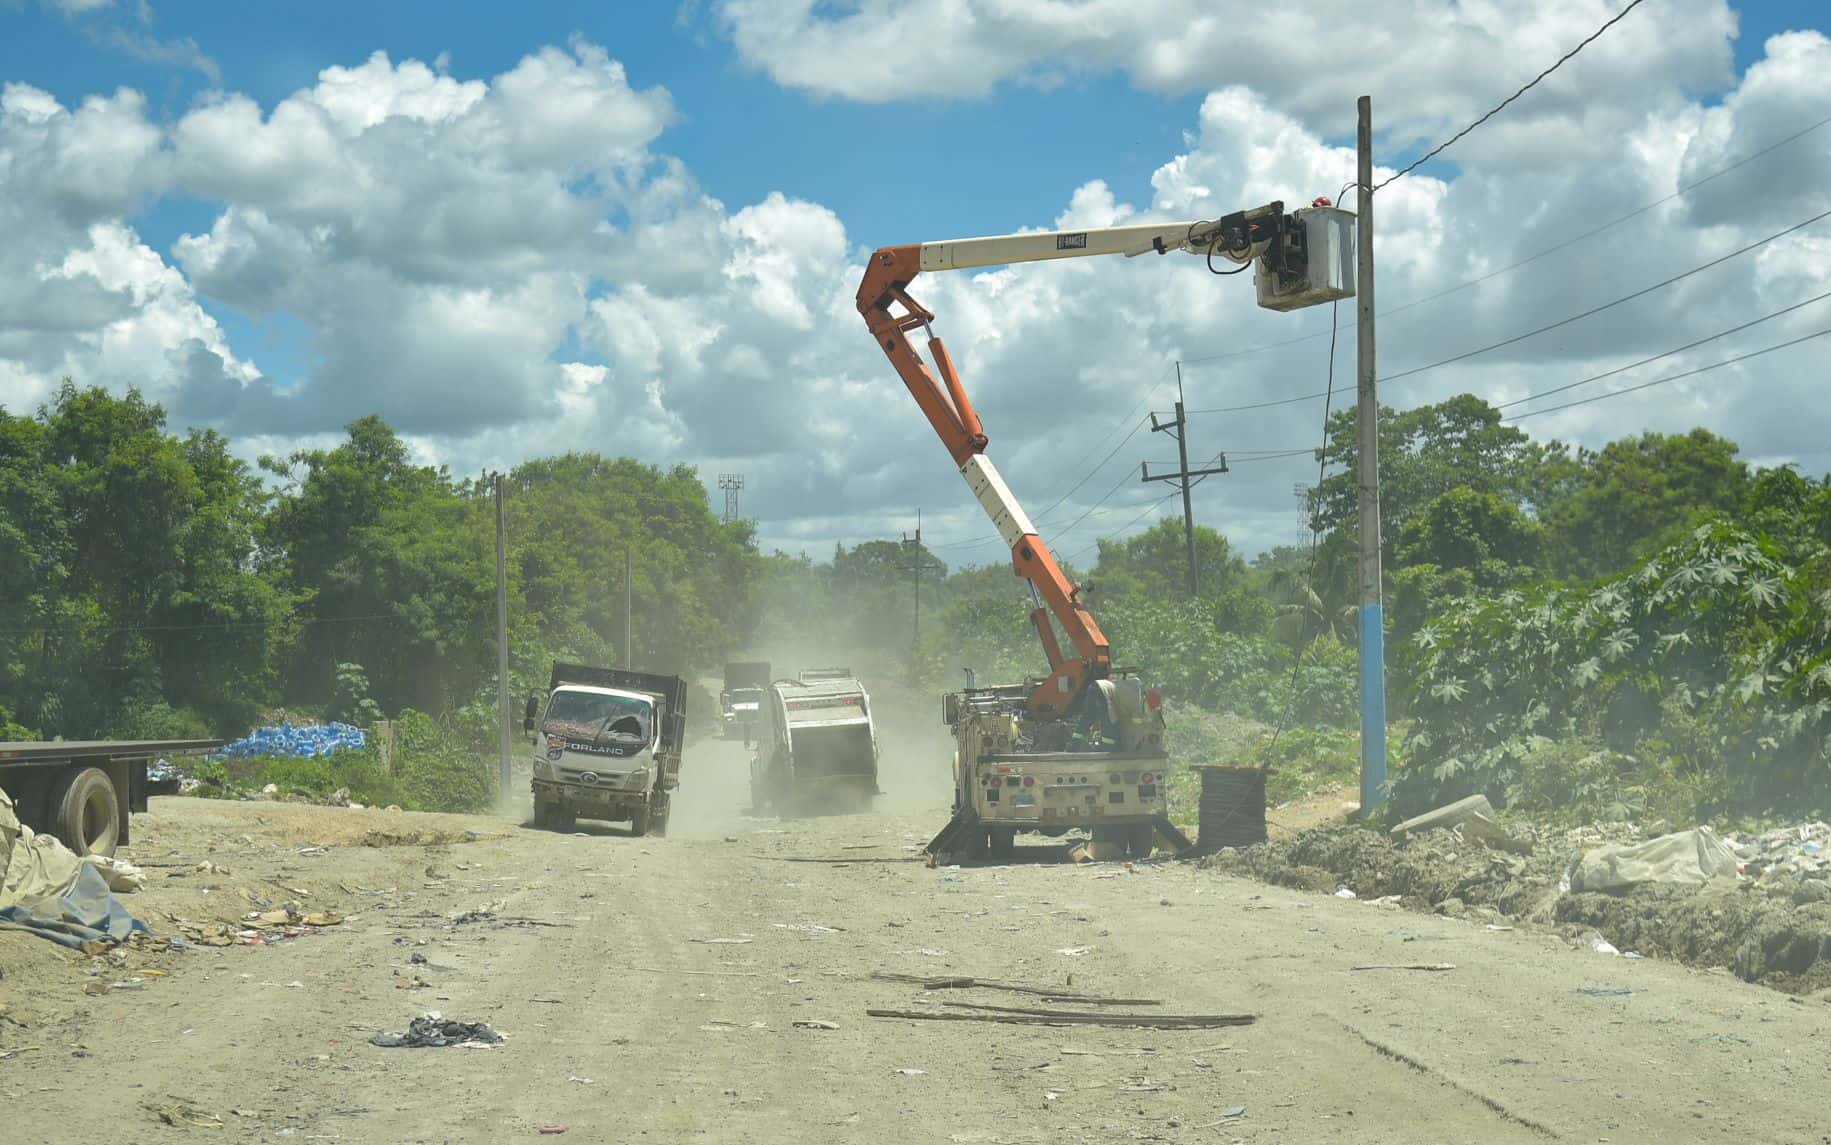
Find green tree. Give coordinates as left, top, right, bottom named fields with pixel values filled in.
left=1541, top=429, right=1747, bottom=580
left=1311, top=393, right=1542, bottom=561
left=1089, top=517, right=1248, bottom=603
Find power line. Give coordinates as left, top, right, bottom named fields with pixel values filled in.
left=1372, top=0, right=1651, bottom=191
left=1176, top=108, right=1831, bottom=394
left=1503, top=325, right=1831, bottom=421
left=1496, top=288, right=1831, bottom=410
left=1379, top=206, right=1831, bottom=384
left=1032, top=413, right=1153, bottom=522
left=0, top=612, right=398, bottom=639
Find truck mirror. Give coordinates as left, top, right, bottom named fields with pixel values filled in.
left=943, top=693, right=959, bottom=726
left=522, top=695, right=539, bottom=734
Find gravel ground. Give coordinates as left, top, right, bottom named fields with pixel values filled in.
left=3, top=738, right=1830, bottom=1143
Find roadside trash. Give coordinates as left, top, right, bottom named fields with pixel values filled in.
left=692, top=937, right=753, bottom=945
left=85, top=855, right=145, bottom=893
left=1570, top=827, right=1739, bottom=893
left=194, top=860, right=230, bottom=876
left=792, top=1019, right=839, bottom=1030
left=868, top=1005, right=1255, bottom=1030
left=370, top=1012, right=505, bottom=1048
left=1485, top=924, right=1515, bottom=931
left=218, top=722, right=366, bottom=760
left=1392, top=794, right=1532, bottom=853
left=896, top=1068, right=926, bottom=1076
left=537, top=1127, right=566, bottom=1135
left=1221, top=1106, right=1247, bottom=1118
left=1591, top=938, right=1621, bottom=956
left=1334, top=886, right=1357, bottom=899
left=1, top=790, right=151, bottom=952
left=145, top=1100, right=225, bottom=1130
left=1055, top=946, right=1092, bottom=957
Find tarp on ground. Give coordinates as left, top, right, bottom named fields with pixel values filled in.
left=0, top=788, right=147, bottom=949
left=1570, top=826, right=1740, bottom=893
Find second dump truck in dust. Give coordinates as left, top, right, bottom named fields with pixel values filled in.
left=748, top=669, right=880, bottom=814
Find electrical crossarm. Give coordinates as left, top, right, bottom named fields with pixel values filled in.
left=855, top=201, right=1350, bottom=720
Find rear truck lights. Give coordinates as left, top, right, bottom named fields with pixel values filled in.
left=1141, top=772, right=1155, bottom=784
left=988, top=775, right=1001, bottom=787
left=1023, top=775, right=1035, bottom=787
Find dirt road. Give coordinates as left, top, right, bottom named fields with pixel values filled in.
left=4, top=737, right=1829, bottom=1143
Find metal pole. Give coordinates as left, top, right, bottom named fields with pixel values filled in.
left=912, top=509, right=922, bottom=663
left=1356, top=95, right=1387, bottom=816
left=493, top=473, right=511, bottom=796
left=624, top=546, right=633, bottom=670
left=1173, top=363, right=1197, bottom=599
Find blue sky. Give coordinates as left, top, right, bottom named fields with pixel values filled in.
left=3, top=0, right=1819, bottom=248
left=3, top=1, right=1828, bottom=557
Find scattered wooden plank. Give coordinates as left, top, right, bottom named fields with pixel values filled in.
left=629, top=966, right=760, bottom=977
left=1348, top=963, right=1457, bottom=972
left=866, top=1008, right=1254, bottom=1030
left=869, top=971, right=1161, bottom=1005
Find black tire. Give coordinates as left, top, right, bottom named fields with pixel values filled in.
left=631, top=805, right=650, bottom=836
left=650, top=797, right=670, bottom=838
left=988, top=826, right=1016, bottom=860
left=550, top=807, right=576, bottom=833
left=531, top=800, right=552, bottom=830
left=53, top=766, right=120, bottom=858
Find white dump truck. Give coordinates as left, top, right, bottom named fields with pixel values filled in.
left=748, top=669, right=880, bottom=814
left=524, top=661, right=686, bottom=836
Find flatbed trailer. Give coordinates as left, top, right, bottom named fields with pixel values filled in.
left=0, top=738, right=223, bottom=856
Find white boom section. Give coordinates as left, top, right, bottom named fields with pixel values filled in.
left=919, top=221, right=1250, bottom=272
left=960, top=454, right=1036, bottom=547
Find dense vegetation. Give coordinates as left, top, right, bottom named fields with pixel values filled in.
left=4, top=381, right=1826, bottom=820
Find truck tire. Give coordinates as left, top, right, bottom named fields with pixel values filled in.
left=550, top=806, right=576, bottom=833
left=53, top=766, right=121, bottom=858
left=630, top=805, right=650, bottom=836
left=650, top=797, right=670, bottom=838
left=988, top=826, right=1015, bottom=860
left=531, top=800, right=552, bottom=830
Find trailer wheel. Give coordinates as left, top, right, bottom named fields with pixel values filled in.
left=1125, top=822, right=1157, bottom=859
left=53, top=766, right=121, bottom=857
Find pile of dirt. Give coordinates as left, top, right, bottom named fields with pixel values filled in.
left=1556, top=885, right=1831, bottom=993
left=1205, top=824, right=1565, bottom=920
left=1204, top=819, right=1831, bottom=994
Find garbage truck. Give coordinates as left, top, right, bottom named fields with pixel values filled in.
left=719, top=661, right=770, bottom=740
left=748, top=669, right=880, bottom=814
left=524, top=661, right=686, bottom=836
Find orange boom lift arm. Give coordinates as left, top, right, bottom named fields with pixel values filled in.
left=855, top=202, right=1343, bottom=719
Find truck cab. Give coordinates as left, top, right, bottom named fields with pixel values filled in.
left=527, top=662, right=686, bottom=836
left=719, top=661, right=771, bottom=740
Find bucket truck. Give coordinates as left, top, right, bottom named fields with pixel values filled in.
left=855, top=199, right=1352, bottom=863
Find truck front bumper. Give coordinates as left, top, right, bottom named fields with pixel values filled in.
left=532, top=778, right=651, bottom=817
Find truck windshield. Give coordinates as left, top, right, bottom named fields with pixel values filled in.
left=544, top=691, right=651, bottom=743
left=731, top=689, right=764, bottom=705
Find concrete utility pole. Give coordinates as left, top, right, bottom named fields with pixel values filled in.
left=1356, top=95, right=1388, bottom=816
left=624, top=546, right=633, bottom=670
left=1142, top=363, right=1228, bottom=598
left=493, top=472, right=511, bottom=796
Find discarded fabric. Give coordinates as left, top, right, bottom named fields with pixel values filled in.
left=370, top=1013, right=505, bottom=1048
